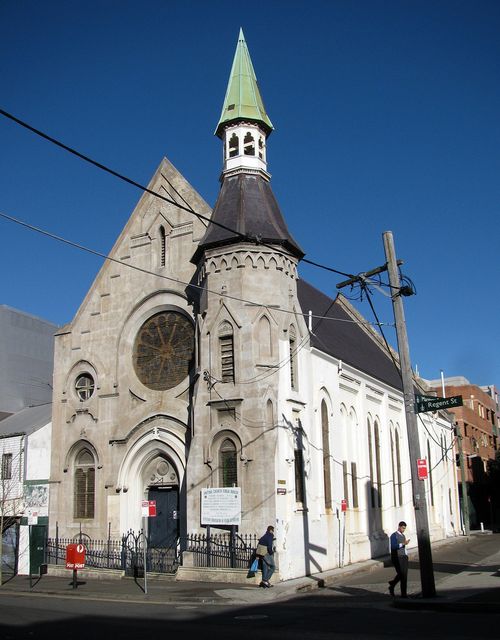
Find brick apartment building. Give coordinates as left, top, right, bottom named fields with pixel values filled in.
left=426, top=376, right=499, bottom=528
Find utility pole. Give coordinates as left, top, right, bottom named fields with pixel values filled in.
left=336, top=231, right=436, bottom=597
left=383, top=230, right=435, bottom=598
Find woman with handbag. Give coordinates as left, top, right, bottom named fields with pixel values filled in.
left=256, top=525, right=275, bottom=588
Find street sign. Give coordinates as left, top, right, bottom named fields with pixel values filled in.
left=341, top=499, right=347, bottom=512
left=417, top=458, right=428, bottom=480
left=141, top=500, right=157, bottom=517
left=415, top=394, right=463, bottom=413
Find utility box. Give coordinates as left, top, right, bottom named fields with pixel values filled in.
left=66, top=543, right=86, bottom=570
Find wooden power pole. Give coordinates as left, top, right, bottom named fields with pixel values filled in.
left=383, top=230, right=436, bottom=598
left=336, top=231, right=436, bottom=598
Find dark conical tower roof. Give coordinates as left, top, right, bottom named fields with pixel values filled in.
left=192, top=173, right=304, bottom=263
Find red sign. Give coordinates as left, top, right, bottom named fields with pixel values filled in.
left=142, top=500, right=157, bottom=517
left=341, top=499, right=347, bottom=512
left=417, top=458, right=428, bottom=480
left=66, top=543, right=85, bottom=570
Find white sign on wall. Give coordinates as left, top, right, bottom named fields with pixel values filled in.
left=201, top=487, right=241, bottom=525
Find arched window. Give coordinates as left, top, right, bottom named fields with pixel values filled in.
left=258, top=316, right=272, bottom=359
left=228, top=132, right=239, bottom=158
left=390, top=428, right=397, bottom=507
left=74, top=448, right=95, bottom=519
left=395, top=427, right=403, bottom=506
left=243, top=131, right=255, bottom=155
left=374, top=421, right=382, bottom=508
left=321, top=400, right=332, bottom=511
left=258, top=137, right=264, bottom=159
left=266, top=399, right=274, bottom=427
left=427, top=440, right=434, bottom=507
left=367, top=418, right=375, bottom=508
left=219, top=438, right=237, bottom=487
left=349, top=409, right=359, bottom=508
left=159, top=226, right=166, bottom=267
left=218, top=322, right=235, bottom=383
left=289, top=325, right=297, bottom=390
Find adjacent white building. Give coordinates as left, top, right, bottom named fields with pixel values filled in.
left=0, top=405, right=51, bottom=575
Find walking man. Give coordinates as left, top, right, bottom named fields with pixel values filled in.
left=388, top=521, right=410, bottom=597
left=257, top=525, right=276, bottom=588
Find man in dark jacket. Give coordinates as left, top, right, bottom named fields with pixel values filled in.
left=258, top=525, right=275, bottom=588
left=388, top=521, right=410, bottom=597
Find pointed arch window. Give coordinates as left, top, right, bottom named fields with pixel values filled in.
left=321, top=400, right=332, bottom=511
left=228, top=132, right=239, bottom=158
left=218, top=321, right=235, bottom=383
left=427, top=440, right=434, bottom=507
left=219, top=438, right=237, bottom=487
left=74, top=449, right=95, bottom=519
left=390, top=428, right=397, bottom=507
left=159, top=226, right=166, bottom=267
left=258, top=315, right=272, bottom=359
left=243, top=131, right=255, bottom=156
left=266, top=399, right=274, bottom=427
left=349, top=409, right=359, bottom=508
left=289, top=325, right=298, bottom=390
left=374, top=421, right=382, bottom=508
left=367, top=418, right=375, bottom=508
left=395, top=428, right=403, bottom=506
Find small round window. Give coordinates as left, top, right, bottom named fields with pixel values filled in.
left=75, top=373, right=95, bottom=401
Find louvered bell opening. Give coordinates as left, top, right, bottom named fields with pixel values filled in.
left=74, top=466, right=95, bottom=519
left=220, top=335, right=235, bottom=383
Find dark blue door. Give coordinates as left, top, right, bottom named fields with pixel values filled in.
left=147, top=486, right=179, bottom=548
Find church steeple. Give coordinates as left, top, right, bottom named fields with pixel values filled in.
left=215, top=29, right=274, bottom=179
left=191, top=30, right=304, bottom=264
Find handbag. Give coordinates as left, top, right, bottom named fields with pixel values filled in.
left=256, top=543, right=268, bottom=557
left=246, top=556, right=259, bottom=578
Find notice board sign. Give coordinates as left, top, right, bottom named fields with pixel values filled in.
left=201, top=487, right=241, bottom=526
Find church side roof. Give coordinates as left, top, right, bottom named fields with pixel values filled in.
left=297, top=279, right=403, bottom=390
left=215, top=28, right=273, bottom=139
left=192, top=173, right=304, bottom=262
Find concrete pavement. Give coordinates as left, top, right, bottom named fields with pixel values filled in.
left=1, top=532, right=499, bottom=612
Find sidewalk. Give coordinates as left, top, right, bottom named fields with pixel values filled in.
left=1, top=532, right=499, bottom=611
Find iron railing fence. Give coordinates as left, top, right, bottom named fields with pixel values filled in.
left=184, top=532, right=258, bottom=569
left=45, top=526, right=258, bottom=574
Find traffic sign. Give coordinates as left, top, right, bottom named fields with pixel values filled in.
left=415, top=394, right=463, bottom=413
left=417, top=458, right=428, bottom=480
left=141, top=500, right=157, bottom=517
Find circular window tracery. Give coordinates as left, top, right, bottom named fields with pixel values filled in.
left=133, top=311, right=195, bottom=391
left=75, top=373, right=95, bottom=401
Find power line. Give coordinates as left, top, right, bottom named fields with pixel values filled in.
left=0, top=106, right=353, bottom=279
left=0, top=209, right=383, bottom=328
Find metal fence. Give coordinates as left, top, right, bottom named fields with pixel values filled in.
left=184, top=532, right=258, bottom=569
left=45, top=526, right=258, bottom=575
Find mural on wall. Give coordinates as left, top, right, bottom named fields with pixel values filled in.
left=24, top=483, right=48, bottom=517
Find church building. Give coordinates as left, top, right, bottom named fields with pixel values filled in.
left=48, top=30, right=459, bottom=581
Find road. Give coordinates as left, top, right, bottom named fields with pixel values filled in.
left=1, top=533, right=499, bottom=640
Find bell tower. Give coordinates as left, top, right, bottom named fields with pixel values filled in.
left=215, top=28, right=273, bottom=180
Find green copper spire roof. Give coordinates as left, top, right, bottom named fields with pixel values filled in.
left=215, top=28, right=274, bottom=138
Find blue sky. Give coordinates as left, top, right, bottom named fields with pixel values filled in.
left=1, top=1, right=499, bottom=388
